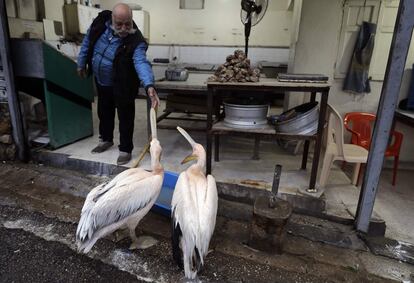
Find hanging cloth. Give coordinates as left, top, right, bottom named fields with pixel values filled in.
left=343, top=21, right=377, bottom=94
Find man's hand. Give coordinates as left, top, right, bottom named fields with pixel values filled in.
left=77, top=68, right=87, bottom=79
left=147, top=87, right=160, bottom=109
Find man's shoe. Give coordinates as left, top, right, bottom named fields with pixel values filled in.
left=117, top=151, right=132, bottom=165
left=91, top=141, right=114, bottom=153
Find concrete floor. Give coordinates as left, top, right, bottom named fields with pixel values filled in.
left=51, top=98, right=414, bottom=244
left=324, top=165, right=414, bottom=244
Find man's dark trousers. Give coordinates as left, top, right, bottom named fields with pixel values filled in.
left=96, top=81, right=135, bottom=153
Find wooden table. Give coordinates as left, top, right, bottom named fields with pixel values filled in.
left=155, top=72, right=209, bottom=93
left=207, top=79, right=331, bottom=192
left=145, top=73, right=211, bottom=136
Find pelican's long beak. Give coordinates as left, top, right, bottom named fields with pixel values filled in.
left=177, top=126, right=196, bottom=146
left=181, top=153, right=197, bottom=164
left=150, top=108, right=157, bottom=140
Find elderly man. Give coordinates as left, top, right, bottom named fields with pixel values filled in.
left=77, top=3, right=159, bottom=165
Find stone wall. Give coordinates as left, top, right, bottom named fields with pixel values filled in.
left=0, top=103, right=16, bottom=160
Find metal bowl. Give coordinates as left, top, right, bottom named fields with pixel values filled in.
left=275, top=102, right=319, bottom=134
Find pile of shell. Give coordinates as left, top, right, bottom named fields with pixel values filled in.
left=208, top=50, right=260, bottom=83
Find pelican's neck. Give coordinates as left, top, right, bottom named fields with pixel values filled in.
left=151, top=153, right=163, bottom=174
left=191, top=152, right=206, bottom=173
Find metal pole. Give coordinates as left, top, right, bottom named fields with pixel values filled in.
left=271, top=164, right=282, bottom=196
left=0, top=2, right=28, bottom=161
left=355, top=0, right=414, bottom=233
left=269, top=164, right=282, bottom=208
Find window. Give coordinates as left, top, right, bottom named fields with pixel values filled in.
left=179, top=0, right=205, bottom=10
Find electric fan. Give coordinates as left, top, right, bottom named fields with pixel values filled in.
left=240, top=0, right=268, bottom=57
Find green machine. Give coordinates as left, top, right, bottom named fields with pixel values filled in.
left=11, top=39, right=94, bottom=148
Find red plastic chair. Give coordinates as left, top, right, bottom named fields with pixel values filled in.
left=343, top=112, right=403, bottom=186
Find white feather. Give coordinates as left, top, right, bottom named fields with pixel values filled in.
left=199, top=175, right=218, bottom=256
left=76, top=168, right=148, bottom=240
left=172, top=170, right=218, bottom=279
left=76, top=168, right=163, bottom=253
left=173, top=127, right=217, bottom=279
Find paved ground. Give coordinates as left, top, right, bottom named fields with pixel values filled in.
left=0, top=205, right=335, bottom=283
left=0, top=226, right=140, bottom=283
left=0, top=161, right=413, bottom=282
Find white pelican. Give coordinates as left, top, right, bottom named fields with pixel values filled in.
left=171, top=127, right=218, bottom=280
left=76, top=108, right=164, bottom=253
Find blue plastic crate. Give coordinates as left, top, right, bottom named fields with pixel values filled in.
left=151, top=171, right=179, bottom=217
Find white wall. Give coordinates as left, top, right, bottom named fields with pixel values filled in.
left=146, top=45, right=289, bottom=66
left=46, top=0, right=291, bottom=65
left=97, top=0, right=292, bottom=65
left=287, top=0, right=342, bottom=108
left=291, top=0, right=414, bottom=163
left=100, top=0, right=292, bottom=47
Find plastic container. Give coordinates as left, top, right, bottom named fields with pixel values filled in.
left=151, top=171, right=179, bottom=217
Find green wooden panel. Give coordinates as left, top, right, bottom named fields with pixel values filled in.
left=44, top=80, right=93, bottom=148
left=42, top=42, right=94, bottom=148
left=42, top=42, right=94, bottom=102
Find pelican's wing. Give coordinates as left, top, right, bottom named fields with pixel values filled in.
left=77, top=170, right=162, bottom=242
left=100, top=168, right=149, bottom=199
left=171, top=172, right=199, bottom=243
left=81, top=168, right=149, bottom=213
left=76, top=168, right=150, bottom=240
left=171, top=172, right=200, bottom=279
left=171, top=172, right=198, bottom=238
left=90, top=174, right=163, bottom=236
left=199, top=174, right=218, bottom=256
